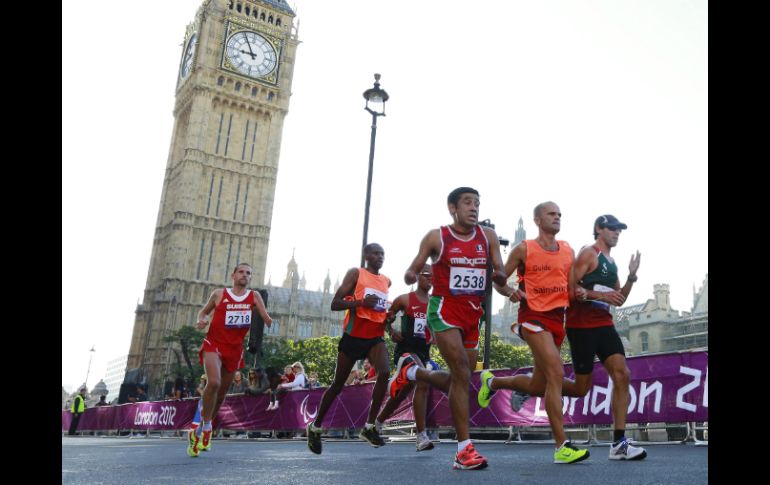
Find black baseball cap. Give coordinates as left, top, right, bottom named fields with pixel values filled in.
left=595, top=214, right=628, bottom=230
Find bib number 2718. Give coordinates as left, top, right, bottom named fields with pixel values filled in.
left=225, top=310, right=251, bottom=328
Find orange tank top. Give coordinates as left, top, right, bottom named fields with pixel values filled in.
left=343, top=268, right=391, bottom=338
left=518, top=239, right=573, bottom=312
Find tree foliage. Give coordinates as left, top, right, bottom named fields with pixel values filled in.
left=163, top=325, right=206, bottom=383
left=232, top=329, right=548, bottom=388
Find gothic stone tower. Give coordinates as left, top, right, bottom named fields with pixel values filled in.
left=127, top=0, right=299, bottom=391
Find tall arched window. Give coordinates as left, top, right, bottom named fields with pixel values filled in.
left=640, top=332, right=649, bottom=352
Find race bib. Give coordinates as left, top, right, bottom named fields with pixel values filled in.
left=414, top=316, right=427, bottom=338
left=225, top=310, right=251, bottom=328
left=589, top=284, right=612, bottom=311
left=449, top=267, right=486, bottom=296
left=364, top=287, right=389, bottom=312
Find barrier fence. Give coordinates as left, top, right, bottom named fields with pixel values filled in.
left=63, top=350, right=707, bottom=437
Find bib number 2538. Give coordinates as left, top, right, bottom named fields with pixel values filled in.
left=449, top=267, right=485, bottom=296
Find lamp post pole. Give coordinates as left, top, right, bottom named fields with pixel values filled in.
left=478, top=220, right=509, bottom=369
left=360, top=73, right=389, bottom=267
left=84, top=345, right=95, bottom=388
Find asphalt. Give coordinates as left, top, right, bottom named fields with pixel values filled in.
left=62, top=436, right=707, bottom=484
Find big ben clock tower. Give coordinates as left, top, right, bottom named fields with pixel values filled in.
left=127, top=0, right=299, bottom=391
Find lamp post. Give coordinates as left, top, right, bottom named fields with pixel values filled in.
left=478, top=220, right=509, bottom=369
left=360, top=73, right=389, bottom=267
left=84, top=345, right=95, bottom=388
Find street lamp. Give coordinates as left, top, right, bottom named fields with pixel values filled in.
left=478, top=220, right=509, bottom=369
left=84, top=345, right=96, bottom=388
left=360, top=73, right=389, bottom=267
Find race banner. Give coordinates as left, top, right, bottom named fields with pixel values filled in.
left=62, top=350, right=707, bottom=431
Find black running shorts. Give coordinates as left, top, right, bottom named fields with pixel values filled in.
left=566, top=326, right=626, bottom=375
left=338, top=333, right=385, bottom=361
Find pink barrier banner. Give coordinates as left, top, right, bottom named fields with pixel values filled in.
left=62, top=350, right=707, bottom=431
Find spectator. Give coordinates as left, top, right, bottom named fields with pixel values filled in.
left=264, top=366, right=283, bottom=404
left=362, top=359, right=376, bottom=382
left=281, top=365, right=295, bottom=385
left=228, top=371, right=247, bottom=394
left=345, top=363, right=364, bottom=386
left=244, top=368, right=270, bottom=395
left=196, top=374, right=207, bottom=397
left=307, top=372, right=322, bottom=389
left=135, top=386, right=148, bottom=402
left=68, top=388, right=87, bottom=435
left=95, top=395, right=109, bottom=406
left=267, top=362, right=307, bottom=411
left=173, top=376, right=188, bottom=400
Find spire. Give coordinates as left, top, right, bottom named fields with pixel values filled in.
left=300, top=272, right=307, bottom=290
left=514, top=216, right=526, bottom=245
left=282, top=249, right=299, bottom=288
left=323, top=269, right=331, bottom=293
left=291, top=269, right=300, bottom=291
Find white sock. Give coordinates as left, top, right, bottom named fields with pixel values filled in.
left=417, top=431, right=429, bottom=441
left=406, top=365, right=418, bottom=381
left=457, top=439, right=471, bottom=452
left=374, top=419, right=383, bottom=430
left=557, top=439, right=569, bottom=449
left=365, top=422, right=375, bottom=430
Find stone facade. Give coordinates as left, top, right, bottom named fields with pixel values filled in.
left=127, top=0, right=299, bottom=392
left=620, top=275, right=708, bottom=355
left=262, top=254, right=343, bottom=341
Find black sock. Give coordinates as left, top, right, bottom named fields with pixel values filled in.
left=613, top=430, right=625, bottom=443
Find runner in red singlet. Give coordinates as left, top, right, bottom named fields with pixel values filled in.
left=390, top=187, right=507, bottom=470
left=187, top=262, right=272, bottom=457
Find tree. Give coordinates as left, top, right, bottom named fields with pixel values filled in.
left=163, top=325, right=206, bottom=383
left=427, top=332, right=534, bottom=372
left=292, top=336, right=343, bottom=385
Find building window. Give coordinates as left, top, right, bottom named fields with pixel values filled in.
left=267, top=320, right=280, bottom=336
left=299, top=322, right=312, bottom=339
left=640, top=332, right=649, bottom=353
left=217, top=76, right=224, bottom=86
left=330, top=324, right=342, bottom=337
left=235, top=82, right=241, bottom=92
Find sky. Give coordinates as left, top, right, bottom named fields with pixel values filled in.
left=62, top=0, right=707, bottom=392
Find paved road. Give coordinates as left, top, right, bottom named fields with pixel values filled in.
left=62, top=436, right=707, bottom=484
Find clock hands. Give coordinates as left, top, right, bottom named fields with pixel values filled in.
left=243, top=35, right=257, bottom=60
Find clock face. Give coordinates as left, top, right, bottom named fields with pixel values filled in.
left=180, top=33, right=197, bottom=79
left=225, top=31, right=277, bottom=79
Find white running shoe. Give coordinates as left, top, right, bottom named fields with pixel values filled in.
left=415, top=432, right=434, bottom=451
left=609, top=438, right=647, bottom=460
